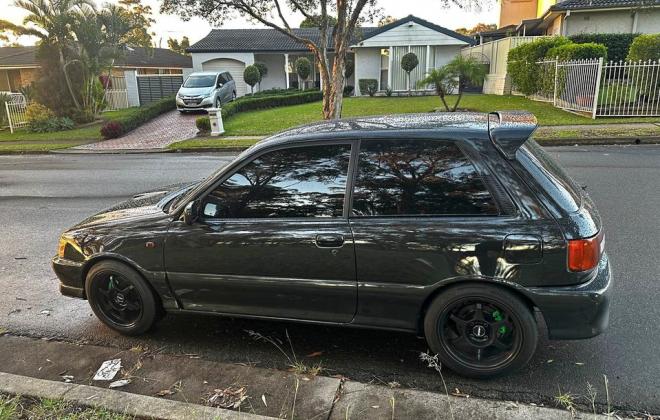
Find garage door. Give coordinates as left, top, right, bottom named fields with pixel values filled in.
left=202, top=58, right=247, bottom=97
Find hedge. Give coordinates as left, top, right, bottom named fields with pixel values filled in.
left=547, top=42, right=608, bottom=61
left=221, top=90, right=323, bottom=120
left=508, top=36, right=571, bottom=95
left=101, top=96, right=175, bottom=139
left=569, top=33, right=637, bottom=62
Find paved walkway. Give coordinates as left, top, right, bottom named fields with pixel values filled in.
left=74, top=110, right=198, bottom=151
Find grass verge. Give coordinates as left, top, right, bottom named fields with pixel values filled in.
left=0, top=394, right=136, bottom=420
left=168, top=136, right=261, bottom=151
left=535, top=125, right=660, bottom=139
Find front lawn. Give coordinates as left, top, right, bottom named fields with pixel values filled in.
left=0, top=109, right=136, bottom=152
left=223, top=94, right=660, bottom=136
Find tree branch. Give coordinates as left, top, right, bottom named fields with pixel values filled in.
left=288, top=0, right=314, bottom=21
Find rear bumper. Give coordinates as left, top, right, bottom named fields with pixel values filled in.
left=52, top=256, right=85, bottom=299
left=525, top=253, right=612, bottom=340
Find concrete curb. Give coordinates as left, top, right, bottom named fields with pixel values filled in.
left=0, top=372, right=272, bottom=420
left=535, top=136, right=660, bottom=147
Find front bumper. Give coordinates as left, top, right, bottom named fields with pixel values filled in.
left=52, top=256, right=85, bottom=299
left=176, top=96, right=213, bottom=110
left=525, top=253, right=612, bottom=340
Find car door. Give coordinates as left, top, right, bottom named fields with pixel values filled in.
left=348, top=138, right=548, bottom=330
left=164, top=141, right=357, bottom=323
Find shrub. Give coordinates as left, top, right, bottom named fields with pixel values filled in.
left=508, top=36, right=571, bottom=95
left=100, top=121, right=123, bottom=139
left=101, top=96, right=176, bottom=139
left=254, top=63, right=268, bottom=79
left=25, top=102, right=55, bottom=125
left=196, top=116, right=211, bottom=132
left=24, top=102, right=73, bottom=132
left=343, top=85, right=354, bottom=96
left=626, top=34, right=660, bottom=62
left=244, top=65, right=261, bottom=94
left=295, top=57, right=312, bottom=81
left=569, top=33, right=637, bottom=62
left=547, top=42, right=607, bottom=61
left=70, top=109, right=95, bottom=124
left=221, top=90, right=323, bottom=120
left=358, top=79, right=378, bottom=96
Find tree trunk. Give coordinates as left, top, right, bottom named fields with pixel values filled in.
left=329, top=53, right=346, bottom=119
left=60, top=50, right=81, bottom=111
left=452, top=90, right=463, bottom=112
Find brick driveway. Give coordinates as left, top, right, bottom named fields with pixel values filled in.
left=75, top=110, right=199, bottom=151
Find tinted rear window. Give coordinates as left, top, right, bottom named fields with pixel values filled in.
left=517, top=139, right=581, bottom=213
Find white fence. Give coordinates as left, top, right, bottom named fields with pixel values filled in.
left=519, top=58, right=660, bottom=118
left=3, top=94, right=28, bottom=133
left=103, top=75, right=129, bottom=111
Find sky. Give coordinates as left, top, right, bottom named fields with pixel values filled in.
left=2, top=0, right=498, bottom=47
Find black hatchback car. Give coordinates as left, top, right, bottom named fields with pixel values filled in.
left=53, top=111, right=611, bottom=378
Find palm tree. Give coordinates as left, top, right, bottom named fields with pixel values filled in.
left=13, top=0, right=95, bottom=109
left=445, top=55, right=487, bottom=111
left=417, top=67, right=456, bottom=112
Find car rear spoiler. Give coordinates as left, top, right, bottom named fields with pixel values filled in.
left=487, top=111, right=538, bottom=159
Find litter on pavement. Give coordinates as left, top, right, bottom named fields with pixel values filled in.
left=93, top=359, right=122, bottom=381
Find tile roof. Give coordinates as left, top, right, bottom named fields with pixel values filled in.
left=0, top=46, right=38, bottom=67
left=188, top=15, right=475, bottom=53
left=188, top=27, right=378, bottom=53
left=0, top=46, right=191, bottom=68
left=551, top=0, right=660, bottom=10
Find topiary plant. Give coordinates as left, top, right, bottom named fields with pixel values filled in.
left=254, top=63, right=268, bottom=90
left=547, top=42, right=607, bottom=61
left=401, top=52, right=419, bottom=95
left=295, top=57, right=312, bottom=89
left=243, top=65, right=261, bottom=94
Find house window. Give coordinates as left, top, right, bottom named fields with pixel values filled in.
left=380, top=49, right=389, bottom=91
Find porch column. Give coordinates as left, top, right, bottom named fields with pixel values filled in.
left=284, top=54, right=290, bottom=89
left=426, top=45, right=431, bottom=74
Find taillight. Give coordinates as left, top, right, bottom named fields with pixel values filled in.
left=567, top=231, right=604, bottom=272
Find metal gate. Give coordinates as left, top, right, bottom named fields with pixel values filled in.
left=136, top=74, right=183, bottom=105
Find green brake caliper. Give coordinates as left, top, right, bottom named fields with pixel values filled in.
left=492, top=310, right=507, bottom=335
left=108, top=275, right=115, bottom=290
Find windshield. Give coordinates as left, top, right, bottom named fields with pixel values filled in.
left=183, top=75, right=216, bottom=88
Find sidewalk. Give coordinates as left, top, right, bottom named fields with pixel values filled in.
left=0, top=333, right=602, bottom=420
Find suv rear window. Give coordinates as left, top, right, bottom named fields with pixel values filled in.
left=517, top=139, right=582, bottom=213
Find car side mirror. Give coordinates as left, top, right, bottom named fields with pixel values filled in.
left=217, top=82, right=224, bottom=88
left=182, top=201, right=199, bottom=225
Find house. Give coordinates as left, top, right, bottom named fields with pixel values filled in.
left=187, top=15, right=474, bottom=97
left=497, top=0, right=660, bottom=37
left=463, top=0, right=660, bottom=95
left=0, top=46, right=192, bottom=93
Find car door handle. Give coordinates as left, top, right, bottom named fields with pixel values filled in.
left=315, top=234, right=344, bottom=248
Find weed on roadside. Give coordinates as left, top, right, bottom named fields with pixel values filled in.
left=245, top=329, right=323, bottom=376
left=419, top=352, right=454, bottom=420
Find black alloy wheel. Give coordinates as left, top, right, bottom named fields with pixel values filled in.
left=424, top=284, right=538, bottom=378
left=86, top=260, right=158, bottom=335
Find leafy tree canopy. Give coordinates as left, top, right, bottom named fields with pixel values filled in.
left=300, top=15, right=337, bottom=28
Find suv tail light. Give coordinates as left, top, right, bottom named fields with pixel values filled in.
left=567, top=231, right=604, bottom=272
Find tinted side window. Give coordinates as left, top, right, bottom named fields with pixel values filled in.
left=203, top=144, right=351, bottom=218
left=225, top=72, right=233, bottom=81
left=352, top=140, right=499, bottom=216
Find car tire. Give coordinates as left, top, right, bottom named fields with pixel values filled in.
left=423, top=284, right=538, bottom=378
left=85, top=260, right=159, bottom=336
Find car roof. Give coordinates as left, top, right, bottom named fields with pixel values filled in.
left=188, top=71, right=221, bottom=76
left=252, top=112, right=536, bottom=152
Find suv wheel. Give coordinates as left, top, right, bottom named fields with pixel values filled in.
left=85, top=260, right=159, bottom=336
left=423, top=284, right=538, bottom=378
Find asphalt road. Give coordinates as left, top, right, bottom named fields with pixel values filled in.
left=1, top=146, right=659, bottom=415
